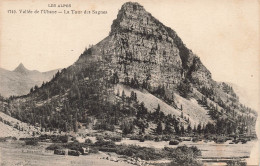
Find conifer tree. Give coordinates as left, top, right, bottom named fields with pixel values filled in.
left=156, top=122, right=163, bottom=135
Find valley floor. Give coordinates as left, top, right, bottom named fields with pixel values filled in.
left=0, top=139, right=257, bottom=166
left=0, top=141, right=132, bottom=166
left=0, top=110, right=258, bottom=165
left=116, top=138, right=255, bottom=158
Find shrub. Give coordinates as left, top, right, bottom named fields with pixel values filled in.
left=169, top=140, right=179, bottom=145
left=71, top=137, right=77, bottom=142
left=25, top=139, right=38, bottom=146
left=189, top=146, right=202, bottom=157
left=174, top=136, right=182, bottom=142
left=96, top=135, right=104, bottom=141
left=54, top=149, right=65, bottom=155
left=94, top=139, right=116, bottom=148
left=163, top=147, right=175, bottom=153
left=0, top=136, right=17, bottom=142
left=68, top=150, right=80, bottom=156
left=144, top=134, right=154, bottom=141
left=46, top=142, right=98, bottom=154
left=116, top=145, right=137, bottom=157
left=135, top=148, right=161, bottom=160
left=50, top=136, right=59, bottom=142
left=0, top=137, right=7, bottom=142
left=73, top=139, right=79, bottom=143
left=94, top=138, right=116, bottom=152
left=139, top=137, right=145, bottom=142
left=214, top=136, right=226, bottom=144
left=154, top=136, right=161, bottom=142
left=20, top=137, right=35, bottom=141
left=116, top=145, right=162, bottom=160
left=227, top=160, right=246, bottom=166
left=38, top=134, right=49, bottom=140
left=129, top=134, right=141, bottom=140
left=168, top=145, right=202, bottom=166
left=85, top=138, right=93, bottom=144
left=39, top=135, right=69, bottom=143
left=162, top=135, right=172, bottom=141
left=99, top=147, right=117, bottom=152
left=104, top=135, right=122, bottom=142
left=111, top=136, right=122, bottom=142
left=192, top=137, right=199, bottom=142
left=64, top=142, right=84, bottom=154
left=46, top=143, right=63, bottom=150
left=241, top=139, right=247, bottom=144
left=59, top=135, right=69, bottom=143
left=183, top=137, right=192, bottom=141
left=89, top=147, right=99, bottom=154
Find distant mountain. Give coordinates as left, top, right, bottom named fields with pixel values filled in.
left=13, top=63, right=31, bottom=74
left=0, top=2, right=257, bottom=137
left=225, top=82, right=256, bottom=109
left=0, top=63, right=60, bottom=97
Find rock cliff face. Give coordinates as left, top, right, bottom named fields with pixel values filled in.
left=79, top=2, right=212, bottom=94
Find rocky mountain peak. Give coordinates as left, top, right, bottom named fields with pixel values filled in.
left=121, top=2, right=144, bottom=11
left=110, top=2, right=155, bottom=36
left=110, top=2, right=156, bottom=35
left=106, top=2, right=212, bottom=90
left=110, top=2, right=195, bottom=65
left=110, top=2, right=180, bottom=45
left=13, top=63, right=30, bottom=74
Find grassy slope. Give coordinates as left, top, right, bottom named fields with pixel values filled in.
left=0, top=111, right=40, bottom=138
left=115, top=84, right=212, bottom=126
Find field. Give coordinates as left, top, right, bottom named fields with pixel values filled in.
left=0, top=138, right=257, bottom=166
left=0, top=141, right=132, bottom=166
left=117, top=138, right=256, bottom=158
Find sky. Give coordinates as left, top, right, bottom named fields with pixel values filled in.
left=0, top=0, right=259, bottom=110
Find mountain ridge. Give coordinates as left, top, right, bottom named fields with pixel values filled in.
left=0, top=64, right=60, bottom=97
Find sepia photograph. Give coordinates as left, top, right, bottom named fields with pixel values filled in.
left=0, top=0, right=259, bottom=165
